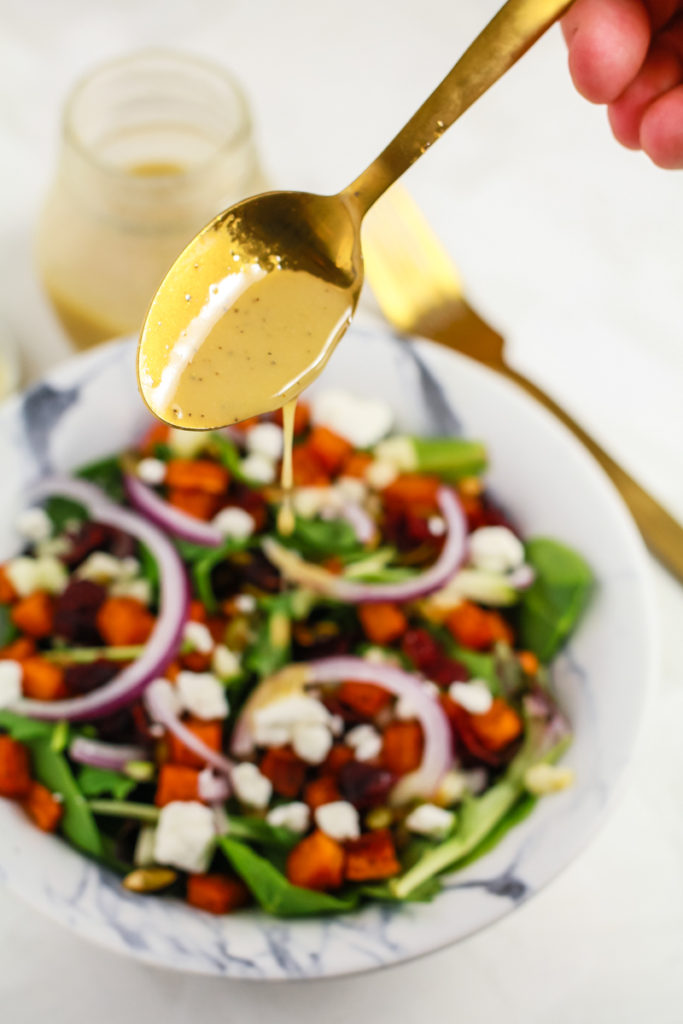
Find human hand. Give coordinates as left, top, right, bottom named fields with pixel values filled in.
left=562, top=0, right=683, bottom=168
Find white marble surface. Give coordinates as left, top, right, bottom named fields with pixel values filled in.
left=0, top=0, right=681, bottom=1020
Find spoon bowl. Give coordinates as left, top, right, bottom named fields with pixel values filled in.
left=137, top=190, right=363, bottom=430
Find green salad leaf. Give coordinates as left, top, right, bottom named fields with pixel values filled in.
left=519, top=538, right=594, bottom=662
left=224, top=815, right=300, bottom=851
left=277, top=516, right=363, bottom=562
left=175, top=537, right=251, bottom=612
left=29, top=739, right=103, bottom=858
left=0, top=605, right=19, bottom=648
left=0, top=710, right=55, bottom=742
left=138, top=543, right=160, bottom=603
left=76, top=455, right=125, bottom=502
left=44, top=496, right=87, bottom=532
left=77, top=765, right=137, bottom=801
left=219, top=837, right=358, bottom=917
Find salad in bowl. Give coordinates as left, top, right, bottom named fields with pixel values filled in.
left=0, top=380, right=592, bottom=919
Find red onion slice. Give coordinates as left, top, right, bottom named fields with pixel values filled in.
left=124, top=473, right=223, bottom=547
left=11, top=477, right=189, bottom=722
left=263, top=486, right=466, bottom=604
left=144, top=679, right=234, bottom=779
left=69, top=737, right=146, bottom=771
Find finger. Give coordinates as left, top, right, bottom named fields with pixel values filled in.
left=608, top=45, right=683, bottom=148
left=640, top=82, right=683, bottom=166
left=561, top=0, right=651, bottom=103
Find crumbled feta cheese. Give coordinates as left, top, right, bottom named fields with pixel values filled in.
left=428, top=515, right=446, bottom=537
left=133, top=824, right=158, bottom=867
left=0, top=661, right=22, bottom=708
left=239, top=453, right=276, bottom=484
left=5, top=556, right=68, bottom=596
left=468, top=526, right=524, bottom=574
left=16, top=507, right=52, bottom=543
left=394, top=695, right=418, bottom=721
left=363, top=646, right=394, bottom=665
left=147, top=678, right=183, bottom=717
left=231, top=762, right=272, bottom=809
left=314, top=800, right=361, bottom=841
left=35, top=536, right=72, bottom=559
left=435, top=770, right=467, bottom=807
left=183, top=621, right=214, bottom=654
left=335, top=476, right=368, bottom=504
left=405, top=803, right=454, bottom=839
left=136, top=457, right=167, bottom=485
left=292, top=722, right=333, bottom=764
left=197, top=768, right=230, bottom=803
left=212, top=644, right=241, bottom=680
left=449, top=679, right=494, bottom=715
left=311, top=390, right=394, bottom=448
left=253, top=694, right=336, bottom=754
left=176, top=671, right=229, bottom=720
left=235, top=594, right=256, bottom=614
left=168, top=427, right=206, bottom=459
left=345, top=724, right=382, bottom=762
left=246, top=422, right=284, bottom=460
left=266, top=801, right=310, bottom=833
left=154, top=801, right=216, bottom=873
left=374, top=436, right=416, bottom=471
left=524, top=763, right=574, bottom=796
left=212, top=506, right=255, bottom=540
left=254, top=695, right=331, bottom=730
left=109, top=578, right=153, bottom=605
left=292, top=487, right=338, bottom=519
left=76, top=552, right=140, bottom=585
left=364, top=459, right=398, bottom=491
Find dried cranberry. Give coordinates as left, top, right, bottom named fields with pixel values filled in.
left=62, top=522, right=110, bottom=568
left=401, top=628, right=442, bottom=672
left=95, top=708, right=136, bottom=742
left=429, top=656, right=469, bottom=687
left=107, top=529, right=137, bottom=559
left=240, top=551, right=282, bottom=593
left=339, top=760, right=395, bottom=809
left=64, top=659, right=119, bottom=696
left=53, top=579, right=106, bottom=644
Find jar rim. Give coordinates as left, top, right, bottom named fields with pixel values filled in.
left=61, top=48, right=254, bottom=185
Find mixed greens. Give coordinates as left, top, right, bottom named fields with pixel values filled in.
left=0, top=391, right=592, bottom=916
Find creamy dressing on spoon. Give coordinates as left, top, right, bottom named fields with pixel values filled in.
left=138, top=201, right=358, bottom=533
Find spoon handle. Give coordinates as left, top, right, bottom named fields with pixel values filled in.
left=343, top=0, right=574, bottom=213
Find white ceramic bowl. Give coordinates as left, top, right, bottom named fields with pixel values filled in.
left=0, top=322, right=655, bottom=979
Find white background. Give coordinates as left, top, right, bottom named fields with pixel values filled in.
left=1, top=1, right=682, bottom=1021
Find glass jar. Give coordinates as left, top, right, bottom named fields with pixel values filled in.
left=36, top=50, right=265, bottom=350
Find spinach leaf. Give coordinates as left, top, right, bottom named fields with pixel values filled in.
left=0, top=605, right=18, bottom=647
left=76, top=456, right=124, bottom=502
left=224, top=815, right=300, bottom=851
left=277, top=517, right=363, bottom=562
left=152, top=442, right=173, bottom=461
left=0, top=710, right=54, bottom=742
left=77, top=765, right=137, bottom=801
left=519, top=538, right=593, bottom=662
left=44, top=496, right=87, bottom=532
left=427, top=624, right=500, bottom=693
left=210, top=434, right=248, bottom=481
left=243, top=613, right=291, bottom=678
left=219, top=837, right=359, bottom=917
left=29, top=739, right=103, bottom=857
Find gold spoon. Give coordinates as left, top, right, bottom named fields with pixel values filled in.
left=137, top=0, right=574, bottom=431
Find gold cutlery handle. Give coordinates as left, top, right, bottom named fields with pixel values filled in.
left=345, top=0, right=575, bottom=213
left=500, top=362, right=683, bottom=581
